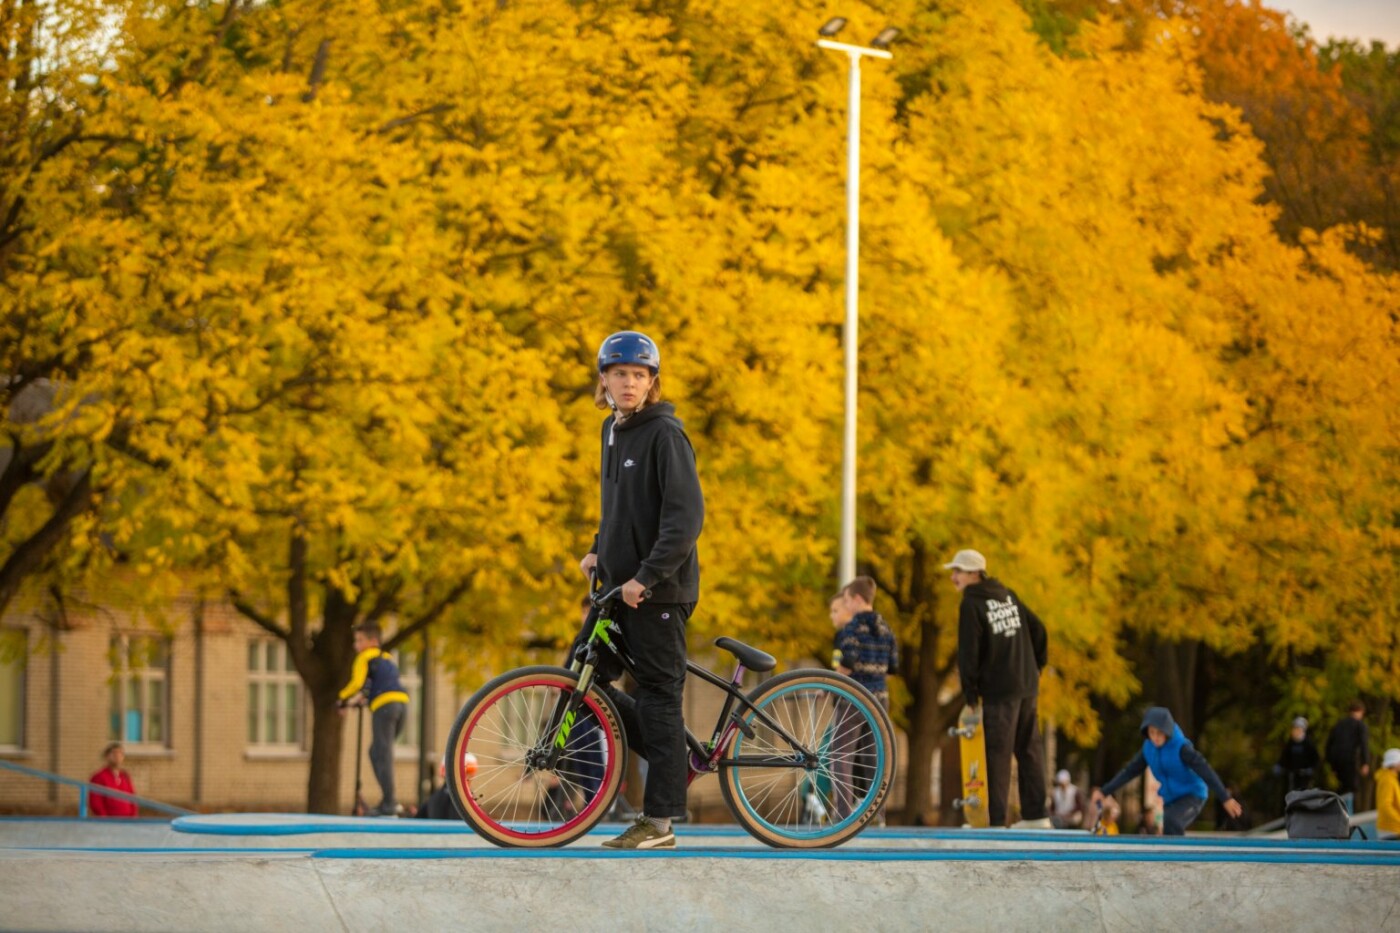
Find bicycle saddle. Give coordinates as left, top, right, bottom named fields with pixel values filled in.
left=714, top=637, right=776, bottom=673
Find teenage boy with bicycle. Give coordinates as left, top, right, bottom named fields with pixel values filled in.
left=578, top=331, right=704, bottom=850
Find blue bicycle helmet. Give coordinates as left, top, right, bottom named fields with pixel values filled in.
left=596, top=331, right=660, bottom=375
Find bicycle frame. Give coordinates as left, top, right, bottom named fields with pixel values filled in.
left=551, top=591, right=823, bottom=784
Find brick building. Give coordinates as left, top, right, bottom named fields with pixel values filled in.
left=0, top=594, right=473, bottom=813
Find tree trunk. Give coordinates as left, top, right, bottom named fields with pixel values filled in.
left=1154, top=639, right=1200, bottom=737
left=892, top=541, right=960, bottom=826
left=302, top=584, right=361, bottom=813
left=306, top=687, right=345, bottom=813
left=904, top=610, right=946, bottom=825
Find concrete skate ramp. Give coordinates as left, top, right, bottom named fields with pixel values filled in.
left=5, top=818, right=1400, bottom=932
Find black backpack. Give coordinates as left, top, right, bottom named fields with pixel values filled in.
left=1284, top=789, right=1366, bottom=840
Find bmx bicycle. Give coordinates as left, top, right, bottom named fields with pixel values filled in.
left=444, top=583, right=896, bottom=848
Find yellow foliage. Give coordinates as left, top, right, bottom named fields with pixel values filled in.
left=3, top=0, right=1395, bottom=815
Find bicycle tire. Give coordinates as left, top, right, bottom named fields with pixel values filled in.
left=445, top=665, right=627, bottom=848
left=720, top=669, right=895, bottom=848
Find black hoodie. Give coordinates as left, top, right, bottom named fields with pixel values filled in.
left=956, top=578, right=1047, bottom=704
left=590, top=401, right=704, bottom=603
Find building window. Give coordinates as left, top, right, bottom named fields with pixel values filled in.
left=0, top=629, right=25, bottom=750
left=395, top=646, right=421, bottom=752
left=247, top=640, right=304, bottom=748
left=109, top=635, right=170, bottom=747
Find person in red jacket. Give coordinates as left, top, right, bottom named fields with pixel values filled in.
left=89, top=742, right=139, bottom=817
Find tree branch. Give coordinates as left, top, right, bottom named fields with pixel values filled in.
left=0, top=469, right=92, bottom=618
left=302, top=38, right=331, bottom=103
left=376, top=103, right=454, bottom=135
left=383, top=576, right=474, bottom=650
left=229, top=589, right=291, bottom=640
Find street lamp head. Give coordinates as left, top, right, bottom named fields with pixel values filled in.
left=818, top=17, right=847, bottom=37
left=870, top=27, right=900, bottom=49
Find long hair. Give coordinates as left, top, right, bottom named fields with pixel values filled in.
left=594, top=374, right=663, bottom=411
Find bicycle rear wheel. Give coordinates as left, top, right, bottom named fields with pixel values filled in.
left=445, top=665, right=626, bottom=847
left=720, top=670, right=895, bottom=848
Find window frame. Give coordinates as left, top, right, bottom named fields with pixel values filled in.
left=394, top=645, right=422, bottom=758
left=108, top=634, right=172, bottom=750
left=245, top=639, right=307, bottom=752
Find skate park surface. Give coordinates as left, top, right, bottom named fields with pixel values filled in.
left=3, top=814, right=1399, bottom=932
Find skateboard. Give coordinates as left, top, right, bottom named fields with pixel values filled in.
left=948, top=703, right=990, bottom=828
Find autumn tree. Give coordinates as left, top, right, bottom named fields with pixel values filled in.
left=7, top=0, right=1394, bottom=823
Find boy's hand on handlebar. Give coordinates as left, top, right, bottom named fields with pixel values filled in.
left=579, top=553, right=598, bottom=578
left=621, top=579, right=648, bottom=608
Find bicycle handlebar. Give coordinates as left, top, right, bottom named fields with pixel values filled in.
left=589, top=582, right=653, bottom=609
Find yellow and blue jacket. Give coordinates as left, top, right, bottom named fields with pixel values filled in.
left=339, top=648, right=409, bottom=711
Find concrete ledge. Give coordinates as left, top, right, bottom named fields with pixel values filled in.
left=2, top=849, right=1398, bottom=932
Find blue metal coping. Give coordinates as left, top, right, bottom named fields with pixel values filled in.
left=13, top=844, right=1400, bottom=866
left=307, top=846, right=1400, bottom=865
left=171, top=815, right=478, bottom=836
left=165, top=815, right=1400, bottom=852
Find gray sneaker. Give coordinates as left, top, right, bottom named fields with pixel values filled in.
left=601, top=817, right=676, bottom=850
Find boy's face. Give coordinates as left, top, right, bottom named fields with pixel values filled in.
left=949, top=569, right=977, bottom=592
left=1291, top=725, right=1306, bottom=741
left=830, top=596, right=852, bottom=628
left=1146, top=726, right=1169, bottom=747
left=353, top=632, right=373, bottom=653
left=602, top=364, right=655, bottom=413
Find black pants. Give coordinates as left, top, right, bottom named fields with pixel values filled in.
left=983, top=695, right=1048, bottom=826
left=369, top=702, right=406, bottom=808
left=578, top=600, right=692, bottom=820
left=1331, top=762, right=1361, bottom=795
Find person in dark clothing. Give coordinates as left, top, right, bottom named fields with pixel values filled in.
left=947, top=548, right=1050, bottom=828
left=833, top=576, right=899, bottom=708
left=338, top=622, right=410, bottom=816
left=1273, top=716, right=1321, bottom=804
left=577, top=330, right=704, bottom=850
left=1092, top=707, right=1243, bottom=835
left=414, top=762, right=458, bottom=820
left=830, top=576, right=898, bottom=822
left=1325, top=700, right=1371, bottom=800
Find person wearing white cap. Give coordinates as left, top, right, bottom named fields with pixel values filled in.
left=1272, top=715, right=1320, bottom=807
left=945, top=548, right=1051, bottom=829
left=1050, top=769, right=1085, bottom=828
left=1376, top=748, right=1400, bottom=838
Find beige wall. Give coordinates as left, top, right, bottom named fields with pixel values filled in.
left=1, top=599, right=909, bottom=820
left=0, top=598, right=469, bottom=814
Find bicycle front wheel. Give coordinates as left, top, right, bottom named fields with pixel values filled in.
left=720, top=670, right=895, bottom=848
left=445, top=665, right=626, bottom=847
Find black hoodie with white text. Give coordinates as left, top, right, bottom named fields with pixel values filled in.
left=956, top=578, right=1047, bottom=704
left=590, top=402, right=704, bottom=604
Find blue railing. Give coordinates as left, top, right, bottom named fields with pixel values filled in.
left=0, top=758, right=194, bottom=817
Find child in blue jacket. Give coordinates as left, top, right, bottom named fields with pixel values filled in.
left=1091, top=707, right=1243, bottom=835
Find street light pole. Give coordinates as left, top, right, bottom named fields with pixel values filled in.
left=817, top=32, right=893, bottom=587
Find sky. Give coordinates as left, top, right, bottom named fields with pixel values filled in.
left=1277, top=0, right=1400, bottom=47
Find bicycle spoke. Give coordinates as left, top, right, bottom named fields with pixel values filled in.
left=447, top=668, right=623, bottom=846
left=723, top=673, right=892, bottom=848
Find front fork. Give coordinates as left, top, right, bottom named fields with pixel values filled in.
left=527, top=654, right=597, bottom=772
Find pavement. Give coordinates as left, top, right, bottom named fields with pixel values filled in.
left=3, top=814, right=1399, bottom=931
